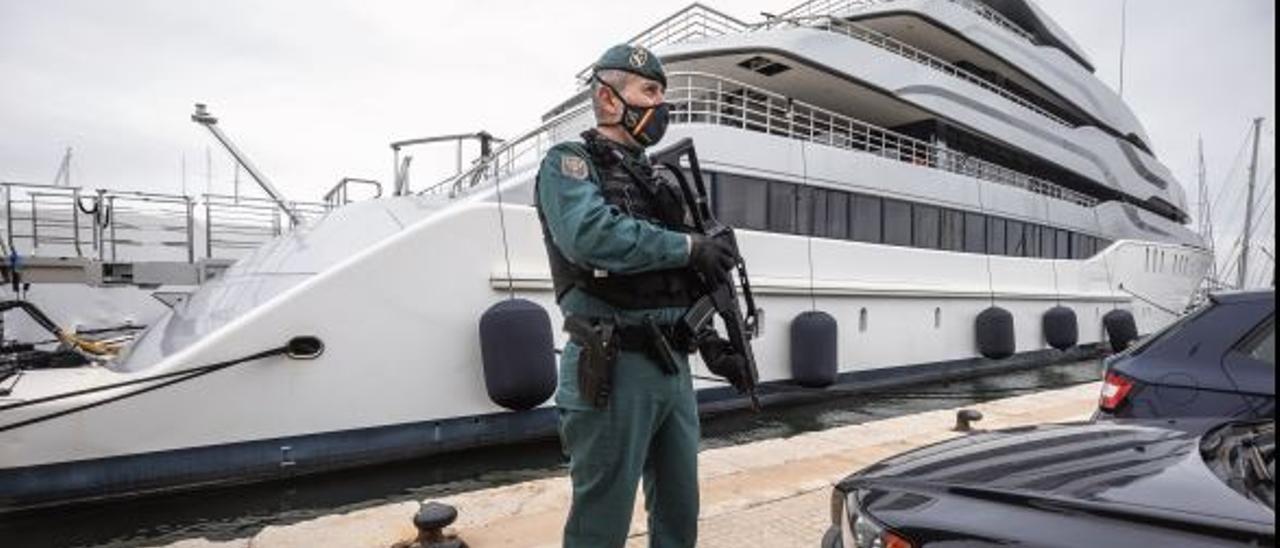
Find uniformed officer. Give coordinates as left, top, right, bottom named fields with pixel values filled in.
left=534, top=44, right=737, bottom=548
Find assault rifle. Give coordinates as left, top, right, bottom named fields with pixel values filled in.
left=650, top=139, right=763, bottom=411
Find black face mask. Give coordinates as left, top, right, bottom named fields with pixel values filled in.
left=597, top=77, right=670, bottom=148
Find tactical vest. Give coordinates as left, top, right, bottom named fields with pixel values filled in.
left=535, top=131, right=701, bottom=311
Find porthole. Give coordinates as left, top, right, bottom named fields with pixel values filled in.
left=934, top=307, right=942, bottom=329
left=859, top=308, right=869, bottom=333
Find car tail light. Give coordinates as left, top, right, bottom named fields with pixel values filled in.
left=1100, top=371, right=1135, bottom=412
left=883, top=532, right=915, bottom=548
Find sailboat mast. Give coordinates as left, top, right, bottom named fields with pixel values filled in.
left=1197, top=138, right=1206, bottom=237
left=53, top=147, right=73, bottom=187
left=1239, top=117, right=1264, bottom=289
left=1119, top=0, right=1128, bottom=98
left=1197, top=138, right=1217, bottom=286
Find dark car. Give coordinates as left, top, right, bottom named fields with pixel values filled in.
left=1098, top=289, right=1274, bottom=420
left=821, top=419, right=1275, bottom=548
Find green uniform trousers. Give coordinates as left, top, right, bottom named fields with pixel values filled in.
left=558, top=342, right=700, bottom=548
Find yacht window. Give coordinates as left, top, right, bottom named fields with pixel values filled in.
left=1056, top=229, right=1071, bottom=259
left=1023, top=223, right=1037, bottom=257
left=964, top=212, right=986, bottom=253
left=1026, top=224, right=1043, bottom=258
left=913, top=204, right=941, bottom=250
left=768, top=181, right=798, bottom=234
left=810, top=189, right=830, bottom=238
left=940, top=209, right=965, bottom=251
left=795, top=185, right=816, bottom=236
left=827, top=191, right=850, bottom=240
left=1072, top=233, right=1090, bottom=260
left=884, top=199, right=913, bottom=247
left=987, top=217, right=1007, bottom=256
left=709, top=171, right=1104, bottom=261
left=851, top=195, right=883, bottom=244
left=714, top=172, right=769, bottom=231
left=1006, top=220, right=1027, bottom=257
left=1040, top=224, right=1057, bottom=258
left=737, top=56, right=793, bottom=77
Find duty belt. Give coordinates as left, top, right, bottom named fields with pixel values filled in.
left=565, top=317, right=694, bottom=354
left=564, top=315, right=693, bottom=378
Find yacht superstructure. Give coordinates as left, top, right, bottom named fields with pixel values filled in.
left=0, top=0, right=1210, bottom=511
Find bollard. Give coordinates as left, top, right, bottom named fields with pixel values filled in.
left=396, top=502, right=466, bottom=548
left=954, top=409, right=984, bottom=432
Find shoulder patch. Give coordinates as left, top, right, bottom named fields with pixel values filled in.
left=560, top=154, right=589, bottom=181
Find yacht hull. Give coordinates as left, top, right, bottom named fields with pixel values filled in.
left=0, top=345, right=1098, bottom=513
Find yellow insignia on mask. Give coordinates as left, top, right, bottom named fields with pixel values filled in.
left=561, top=155, right=589, bottom=181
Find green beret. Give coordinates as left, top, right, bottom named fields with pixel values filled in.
left=593, top=44, right=666, bottom=88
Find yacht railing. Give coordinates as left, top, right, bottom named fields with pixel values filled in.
left=630, top=2, right=749, bottom=51
left=0, top=182, right=331, bottom=261
left=324, top=178, right=383, bottom=208
left=575, top=3, right=749, bottom=81
left=780, top=0, right=1037, bottom=44
left=202, top=194, right=330, bottom=258
left=1, top=183, right=198, bottom=262
left=1, top=183, right=92, bottom=258
left=666, top=72, right=1095, bottom=207
left=600, top=4, right=1067, bottom=128
left=421, top=103, right=595, bottom=197
left=947, top=0, right=1037, bottom=43
left=758, top=16, right=1070, bottom=127
left=427, top=71, right=1096, bottom=209
left=778, top=0, right=887, bottom=19
left=95, top=191, right=197, bottom=263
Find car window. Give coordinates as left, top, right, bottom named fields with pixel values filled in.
left=1127, top=301, right=1212, bottom=357
left=1235, top=315, right=1276, bottom=368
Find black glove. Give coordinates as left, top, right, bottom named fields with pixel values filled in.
left=698, top=333, right=749, bottom=392
left=689, top=235, right=735, bottom=283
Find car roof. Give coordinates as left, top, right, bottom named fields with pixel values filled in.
left=1210, top=289, right=1275, bottom=305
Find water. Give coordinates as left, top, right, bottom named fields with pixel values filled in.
left=0, top=359, right=1102, bottom=547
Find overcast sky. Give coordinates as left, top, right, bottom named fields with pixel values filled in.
left=0, top=0, right=1275, bottom=268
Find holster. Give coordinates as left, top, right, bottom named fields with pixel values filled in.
left=565, top=316, right=619, bottom=409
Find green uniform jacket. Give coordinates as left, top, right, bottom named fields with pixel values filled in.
left=536, top=140, right=693, bottom=410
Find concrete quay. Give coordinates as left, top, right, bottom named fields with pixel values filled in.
left=166, top=382, right=1102, bottom=548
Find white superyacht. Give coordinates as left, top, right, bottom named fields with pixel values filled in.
left=0, top=0, right=1210, bottom=510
